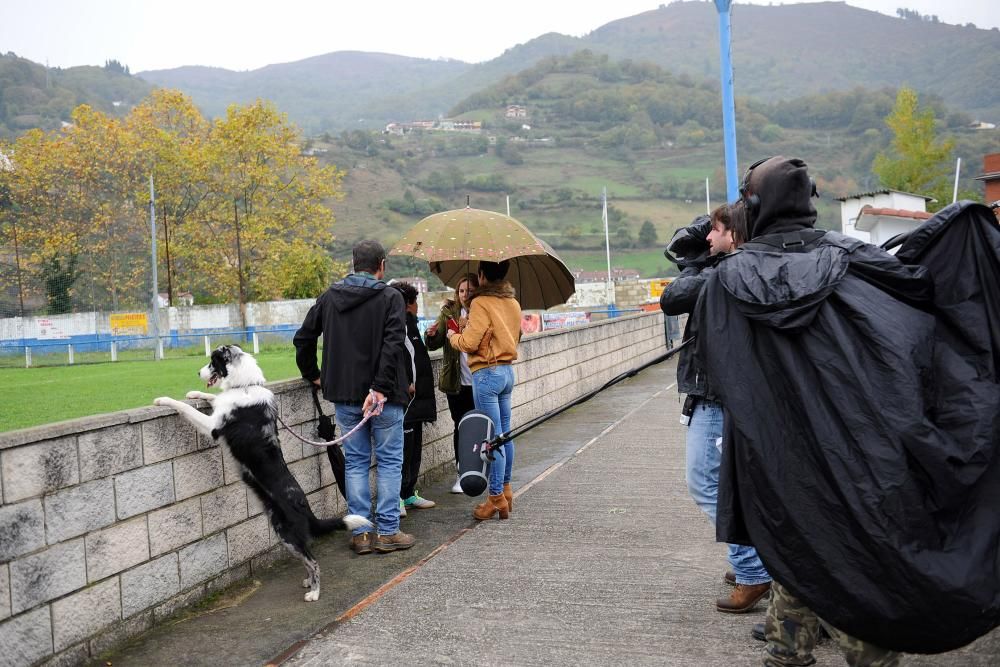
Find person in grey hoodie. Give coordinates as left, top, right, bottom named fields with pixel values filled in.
left=294, top=240, right=415, bottom=555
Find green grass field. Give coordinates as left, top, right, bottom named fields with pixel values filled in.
left=560, top=249, right=678, bottom=278
left=0, top=351, right=304, bottom=433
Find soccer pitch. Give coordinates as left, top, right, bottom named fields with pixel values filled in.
left=0, top=351, right=303, bottom=433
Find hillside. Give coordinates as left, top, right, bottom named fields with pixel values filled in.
left=132, top=1, right=1000, bottom=131
left=311, top=52, right=999, bottom=283
left=583, top=1, right=1000, bottom=120
left=138, top=52, right=471, bottom=133
left=0, top=54, right=152, bottom=138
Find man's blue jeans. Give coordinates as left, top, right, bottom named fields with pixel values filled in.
left=335, top=402, right=404, bottom=536
left=686, top=398, right=771, bottom=585
left=472, top=365, right=515, bottom=496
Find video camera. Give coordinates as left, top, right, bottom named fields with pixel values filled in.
left=663, top=214, right=712, bottom=268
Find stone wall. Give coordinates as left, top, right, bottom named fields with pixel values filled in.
left=0, top=312, right=668, bottom=666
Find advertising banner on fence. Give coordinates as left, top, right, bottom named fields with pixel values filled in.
left=521, top=313, right=542, bottom=334
left=110, top=312, right=149, bottom=336
left=36, top=318, right=70, bottom=340
left=541, top=311, right=590, bottom=330
left=648, top=279, right=672, bottom=300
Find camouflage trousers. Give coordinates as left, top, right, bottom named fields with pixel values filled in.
left=763, top=581, right=902, bottom=667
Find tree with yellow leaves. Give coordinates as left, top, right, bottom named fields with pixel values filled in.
left=126, top=90, right=211, bottom=306
left=186, top=100, right=345, bottom=325
left=2, top=92, right=347, bottom=317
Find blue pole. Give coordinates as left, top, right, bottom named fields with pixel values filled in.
left=715, top=0, right=739, bottom=202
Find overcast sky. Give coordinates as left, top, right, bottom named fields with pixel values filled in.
left=1, top=1, right=995, bottom=72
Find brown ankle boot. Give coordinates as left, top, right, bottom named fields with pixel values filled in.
left=503, top=483, right=513, bottom=514
left=473, top=493, right=509, bottom=520
left=716, top=582, right=771, bottom=613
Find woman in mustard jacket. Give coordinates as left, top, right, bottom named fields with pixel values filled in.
left=446, top=260, right=522, bottom=520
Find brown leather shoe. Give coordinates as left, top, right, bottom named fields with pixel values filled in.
left=472, top=493, right=509, bottom=521
left=724, top=570, right=736, bottom=586
left=716, top=582, right=771, bottom=613
left=350, top=532, right=373, bottom=555
left=503, top=483, right=513, bottom=514
left=373, top=531, right=416, bottom=553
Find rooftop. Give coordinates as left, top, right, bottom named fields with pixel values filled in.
left=858, top=206, right=933, bottom=220
left=834, top=188, right=935, bottom=202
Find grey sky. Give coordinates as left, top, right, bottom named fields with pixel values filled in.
left=0, top=1, right=995, bottom=72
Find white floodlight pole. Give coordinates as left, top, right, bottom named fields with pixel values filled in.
left=952, top=157, right=961, bottom=203
left=603, top=187, right=614, bottom=307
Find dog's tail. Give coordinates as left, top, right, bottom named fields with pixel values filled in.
left=310, top=513, right=372, bottom=536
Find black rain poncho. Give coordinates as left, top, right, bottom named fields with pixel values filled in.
left=697, top=200, right=1000, bottom=654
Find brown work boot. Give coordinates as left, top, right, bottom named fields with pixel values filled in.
left=350, top=532, right=373, bottom=555
left=503, top=483, right=513, bottom=514
left=473, top=493, right=509, bottom=521
left=716, top=582, right=771, bottom=613
left=724, top=570, right=736, bottom=586
left=373, top=531, right=416, bottom=553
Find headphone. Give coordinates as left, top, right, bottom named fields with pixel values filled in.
left=739, top=156, right=770, bottom=215
left=739, top=156, right=819, bottom=217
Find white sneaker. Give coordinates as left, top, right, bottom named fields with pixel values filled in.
left=399, top=499, right=407, bottom=517
left=451, top=477, right=463, bottom=494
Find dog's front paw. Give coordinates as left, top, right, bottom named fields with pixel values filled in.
left=302, top=578, right=311, bottom=589
left=153, top=397, right=173, bottom=407
left=185, top=391, right=202, bottom=400
left=304, top=590, right=320, bottom=602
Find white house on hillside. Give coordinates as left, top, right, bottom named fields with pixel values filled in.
left=834, top=189, right=934, bottom=243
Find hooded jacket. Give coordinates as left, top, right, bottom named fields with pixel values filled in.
left=695, top=159, right=1000, bottom=653
left=293, top=273, right=409, bottom=407
left=743, top=155, right=817, bottom=240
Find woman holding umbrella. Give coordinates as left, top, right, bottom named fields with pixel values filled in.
left=446, top=260, right=522, bottom=520
left=425, top=273, right=479, bottom=493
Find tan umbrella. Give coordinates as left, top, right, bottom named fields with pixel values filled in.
left=390, top=207, right=575, bottom=310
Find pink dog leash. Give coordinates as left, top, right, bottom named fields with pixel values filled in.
left=276, top=392, right=386, bottom=448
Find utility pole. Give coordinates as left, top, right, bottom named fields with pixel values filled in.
left=715, top=0, right=739, bottom=202
left=150, top=174, right=162, bottom=359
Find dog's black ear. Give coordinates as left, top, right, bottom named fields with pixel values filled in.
left=210, top=347, right=230, bottom=377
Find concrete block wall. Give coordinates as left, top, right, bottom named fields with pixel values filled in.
left=0, top=312, right=667, bottom=666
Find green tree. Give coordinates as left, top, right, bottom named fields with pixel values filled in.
left=638, top=220, right=658, bottom=246
left=872, top=88, right=954, bottom=209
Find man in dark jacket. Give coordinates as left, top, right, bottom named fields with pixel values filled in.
left=391, top=281, right=437, bottom=516
left=697, top=157, right=936, bottom=665
left=661, top=207, right=771, bottom=614
left=294, top=240, right=415, bottom=555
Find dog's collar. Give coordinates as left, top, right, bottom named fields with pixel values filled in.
left=223, top=382, right=265, bottom=390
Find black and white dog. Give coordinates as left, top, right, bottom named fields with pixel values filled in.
left=153, top=344, right=370, bottom=602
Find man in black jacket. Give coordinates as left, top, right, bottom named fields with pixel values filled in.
left=661, top=207, right=771, bottom=614
left=294, top=240, right=415, bottom=555
left=391, top=281, right=437, bottom=516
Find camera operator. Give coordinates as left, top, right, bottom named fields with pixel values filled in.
left=661, top=204, right=772, bottom=614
